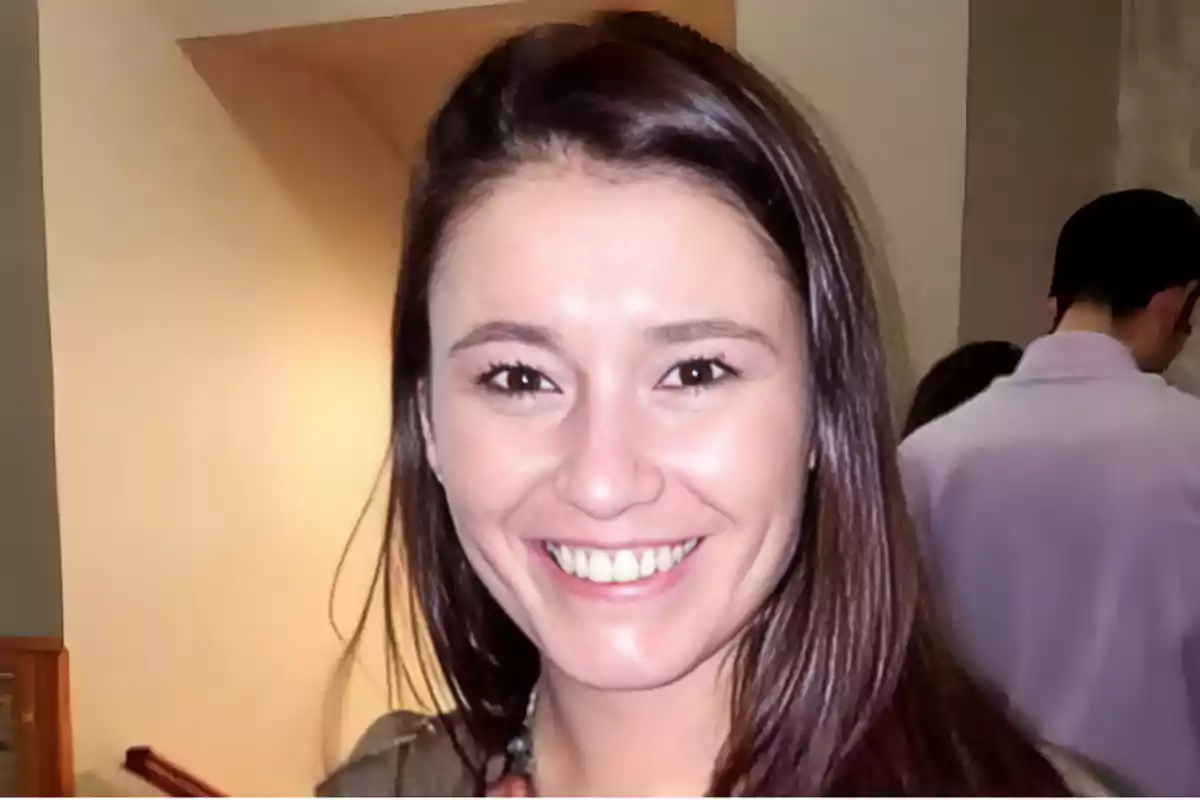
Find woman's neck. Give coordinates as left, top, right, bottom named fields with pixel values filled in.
left=530, top=658, right=732, bottom=797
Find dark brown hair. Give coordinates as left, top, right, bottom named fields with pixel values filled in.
left=345, top=10, right=1069, bottom=795
left=901, top=341, right=1023, bottom=439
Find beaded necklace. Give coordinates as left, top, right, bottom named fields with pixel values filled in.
left=488, top=688, right=538, bottom=796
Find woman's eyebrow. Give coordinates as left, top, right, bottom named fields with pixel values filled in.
left=449, top=320, right=560, bottom=354
left=448, top=318, right=777, bottom=354
left=647, top=318, right=777, bottom=353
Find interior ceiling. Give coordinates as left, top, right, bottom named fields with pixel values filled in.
left=183, top=0, right=736, bottom=163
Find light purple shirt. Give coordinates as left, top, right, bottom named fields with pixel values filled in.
left=899, top=332, right=1200, bottom=795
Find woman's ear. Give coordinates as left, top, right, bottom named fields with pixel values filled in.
left=418, top=379, right=441, bottom=480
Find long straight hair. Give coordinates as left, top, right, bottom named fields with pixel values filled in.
left=339, top=11, right=1069, bottom=795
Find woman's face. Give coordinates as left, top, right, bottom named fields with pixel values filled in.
left=423, top=162, right=809, bottom=692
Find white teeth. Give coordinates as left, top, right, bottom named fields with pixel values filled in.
left=546, top=539, right=699, bottom=585
left=612, top=550, right=640, bottom=582
left=639, top=549, right=657, bottom=578
left=589, top=550, right=613, bottom=583
left=655, top=546, right=673, bottom=572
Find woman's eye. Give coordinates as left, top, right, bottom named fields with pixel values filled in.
left=659, top=358, right=739, bottom=390
left=479, top=364, right=559, bottom=396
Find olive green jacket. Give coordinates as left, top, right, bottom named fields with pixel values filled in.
left=316, top=711, right=1121, bottom=797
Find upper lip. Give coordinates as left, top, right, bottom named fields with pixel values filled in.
left=539, top=536, right=699, bottom=549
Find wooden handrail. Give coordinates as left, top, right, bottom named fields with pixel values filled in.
left=122, top=746, right=225, bottom=797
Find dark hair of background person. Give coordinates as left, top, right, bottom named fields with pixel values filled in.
left=1051, top=188, right=1200, bottom=327
left=329, top=11, right=1069, bottom=796
left=902, top=341, right=1024, bottom=439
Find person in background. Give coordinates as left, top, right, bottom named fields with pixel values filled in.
left=900, top=188, right=1200, bottom=796
left=901, top=341, right=1024, bottom=438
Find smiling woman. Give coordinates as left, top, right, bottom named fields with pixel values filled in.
left=321, top=10, right=1089, bottom=797
left=424, top=165, right=807, bottom=705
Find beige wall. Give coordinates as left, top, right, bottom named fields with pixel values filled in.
left=1117, top=0, right=1200, bottom=396
left=1, top=0, right=62, bottom=638
left=38, top=0, right=416, bottom=793
left=959, top=0, right=1122, bottom=347
left=171, top=0, right=501, bottom=37
left=37, top=0, right=724, bottom=794
left=739, top=0, right=970, bottom=389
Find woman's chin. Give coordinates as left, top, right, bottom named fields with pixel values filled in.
left=537, top=635, right=728, bottom=694
left=552, top=661, right=698, bottom=692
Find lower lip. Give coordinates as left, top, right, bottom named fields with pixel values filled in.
left=534, top=541, right=702, bottom=601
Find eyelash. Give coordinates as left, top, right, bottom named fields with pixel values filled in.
left=662, top=354, right=742, bottom=392
left=475, top=356, right=743, bottom=397
left=476, top=360, right=555, bottom=396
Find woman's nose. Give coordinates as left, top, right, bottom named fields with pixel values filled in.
left=553, top=395, right=665, bottom=520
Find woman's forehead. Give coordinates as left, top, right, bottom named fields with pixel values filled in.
left=429, top=164, right=798, bottom=335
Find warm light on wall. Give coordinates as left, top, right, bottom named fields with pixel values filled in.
left=42, top=1, right=732, bottom=794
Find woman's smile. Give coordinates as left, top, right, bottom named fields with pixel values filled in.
left=544, top=538, right=700, bottom=584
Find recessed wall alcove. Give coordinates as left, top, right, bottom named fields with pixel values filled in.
left=181, top=0, right=735, bottom=285
left=130, top=1, right=732, bottom=794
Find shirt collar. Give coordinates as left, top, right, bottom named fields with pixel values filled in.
left=1012, top=332, right=1141, bottom=381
